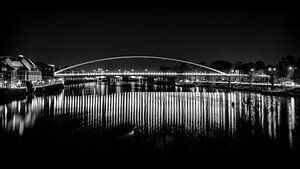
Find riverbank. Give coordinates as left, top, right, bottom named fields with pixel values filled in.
left=193, top=83, right=300, bottom=96
left=0, top=83, right=64, bottom=104
left=34, top=83, right=64, bottom=93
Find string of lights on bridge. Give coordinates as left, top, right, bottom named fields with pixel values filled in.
left=54, top=71, right=270, bottom=78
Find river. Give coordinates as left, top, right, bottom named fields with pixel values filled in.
left=0, top=82, right=299, bottom=161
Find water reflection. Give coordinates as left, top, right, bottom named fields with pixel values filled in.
left=0, top=84, right=298, bottom=149
left=0, top=96, right=43, bottom=135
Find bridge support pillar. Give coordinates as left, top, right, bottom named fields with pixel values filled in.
left=270, top=74, right=274, bottom=88
left=138, top=77, right=143, bottom=84
left=228, top=77, right=232, bottom=89
left=110, top=78, right=114, bottom=84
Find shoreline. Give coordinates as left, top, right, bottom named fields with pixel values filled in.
left=1, top=81, right=300, bottom=104
left=193, top=83, right=300, bottom=97
left=0, top=83, right=64, bottom=104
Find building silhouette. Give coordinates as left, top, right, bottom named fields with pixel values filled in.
left=0, top=55, right=42, bottom=87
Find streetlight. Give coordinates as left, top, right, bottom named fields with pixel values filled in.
left=268, top=67, right=276, bottom=73
left=268, top=67, right=272, bottom=72
left=268, top=67, right=276, bottom=87
left=248, top=68, right=255, bottom=84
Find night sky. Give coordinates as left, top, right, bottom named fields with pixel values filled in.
left=1, top=1, right=299, bottom=69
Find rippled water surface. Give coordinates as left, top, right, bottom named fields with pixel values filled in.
left=1, top=82, right=299, bottom=160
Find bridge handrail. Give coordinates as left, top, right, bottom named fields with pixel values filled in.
left=54, top=72, right=270, bottom=78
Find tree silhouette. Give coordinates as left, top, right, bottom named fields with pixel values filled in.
left=254, top=61, right=265, bottom=70
left=277, top=55, right=297, bottom=77
left=209, top=60, right=232, bottom=72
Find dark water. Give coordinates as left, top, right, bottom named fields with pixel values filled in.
left=1, top=82, right=299, bottom=162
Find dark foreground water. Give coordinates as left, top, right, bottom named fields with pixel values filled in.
left=0, top=82, right=299, bottom=162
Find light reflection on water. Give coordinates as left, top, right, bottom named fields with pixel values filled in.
left=0, top=83, right=298, bottom=150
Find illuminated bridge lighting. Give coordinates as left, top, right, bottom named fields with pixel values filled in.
left=54, top=72, right=268, bottom=78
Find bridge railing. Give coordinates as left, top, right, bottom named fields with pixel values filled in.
left=54, top=72, right=270, bottom=78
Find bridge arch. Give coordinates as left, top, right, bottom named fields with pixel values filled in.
left=54, top=56, right=228, bottom=75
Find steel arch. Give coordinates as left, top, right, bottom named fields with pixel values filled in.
left=54, top=55, right=228, bottom=75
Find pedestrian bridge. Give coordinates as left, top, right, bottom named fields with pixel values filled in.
left=54, top=55, right=269, bottom=79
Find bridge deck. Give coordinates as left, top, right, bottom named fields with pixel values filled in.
left=54, top=72, right=270, bottom=78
